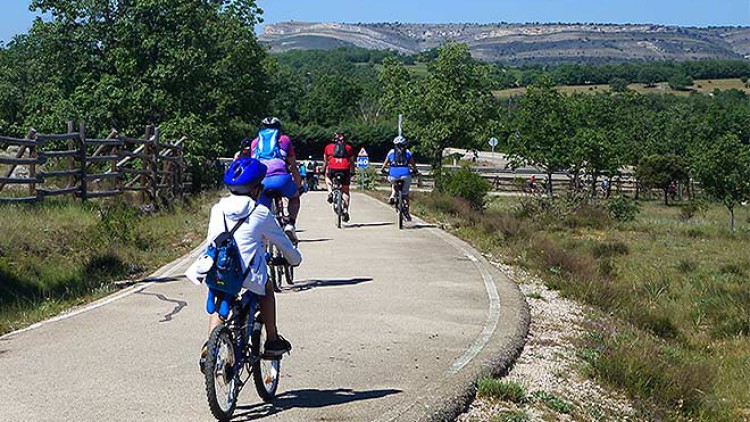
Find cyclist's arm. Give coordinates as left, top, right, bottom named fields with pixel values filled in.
left=349, top=149, right=356, bottom=173
left=260, top=211, right=302, bottom=266
left=380, top=159, right=390, bottom=174
left=409, top=156, right=419, bottom=175
left=322, top=152, right=329, bottom=173
left=287, top=154, right=303, bottom=188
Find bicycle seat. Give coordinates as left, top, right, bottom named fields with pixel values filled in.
left=332, top=173, right=346, bottom=182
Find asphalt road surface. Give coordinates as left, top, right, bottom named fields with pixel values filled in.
left=0, top=192, right=527, bottom=422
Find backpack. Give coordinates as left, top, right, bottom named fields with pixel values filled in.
left=392, top=147, right=409, bottom=167
left=204, top=208, right=257, bottom=296
left=332, top=141, right=349, bottom=159
left=254, top=128, right=283, bottom=161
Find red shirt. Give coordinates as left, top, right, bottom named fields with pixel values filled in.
left=325, top=143, right=354, bottom=171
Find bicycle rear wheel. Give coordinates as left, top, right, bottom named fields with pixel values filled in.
left=333, top=189, right=342, bottom=229
left=205, top=326, right=239, bottom=421
left=397, top=191, right=404, bottom=230
left=251, top=316, right=281, bottom=402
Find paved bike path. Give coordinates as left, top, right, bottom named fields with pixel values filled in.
left=0, top=192, right=528, bottom=422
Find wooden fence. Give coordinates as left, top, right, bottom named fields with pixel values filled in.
left=0, top=123, right=192, bottom=206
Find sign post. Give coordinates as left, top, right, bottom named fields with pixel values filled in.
left=356, top=148, right=369, bottom=190
left=489, top=137, right=499, bottom=162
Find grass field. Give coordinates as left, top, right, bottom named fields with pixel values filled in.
left=0, top=192, right=222, bottom=335
left=411, top=192, right=750, bottom=421
left=493, top=78, right=750, bottom=98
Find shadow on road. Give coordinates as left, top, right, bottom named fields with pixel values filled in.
left=234, top=388, right=401, bottom=420
left=297, top=238, right=332, bottom=243
left=287, top=277, right=373, bottom=293
left=115, top=276, right=182, bottom=288
left=345, top=222, right=394, bottom=229
left=406, top=223, right=437, bottom=230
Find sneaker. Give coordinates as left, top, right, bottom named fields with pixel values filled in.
left=283, top=223, right=297, bottom=240
left=388, top=196, right=396, bottom=205
left=327, top=193, right=333, bottom=204
left=342, top=212, right=350, bottom=223
left=199, top=341, right=208, bottom=374
left=264, top=335, right=292, bottom=357
left=404, top=212, right=413, bottom=222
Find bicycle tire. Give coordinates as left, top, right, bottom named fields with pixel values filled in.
left=334, top=189, right=342, bottom=229
left=284, top=264, right=294, bottom=285
left=251, top=316, right=281, bottom=402
left=205, top=326, right=239, bottom=421
left=397, top=190, right=404, bottom=230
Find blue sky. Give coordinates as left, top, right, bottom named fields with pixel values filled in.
left=2, top=0, right=749, bottom=44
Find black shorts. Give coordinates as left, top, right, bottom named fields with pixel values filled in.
left=327, top=169, right=351, bottom=186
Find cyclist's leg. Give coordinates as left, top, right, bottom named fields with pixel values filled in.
left=259, top=281, right=278, bottom=340
left=402, top=175, right=413, bottom=219
left=387, top=176, right=397, bottom=204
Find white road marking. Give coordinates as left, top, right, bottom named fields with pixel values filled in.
left=0, top=243, right=206, bottom=340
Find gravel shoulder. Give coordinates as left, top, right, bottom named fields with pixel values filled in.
left=458, top=254, right=637, bottom=422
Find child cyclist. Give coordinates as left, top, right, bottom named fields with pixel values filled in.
left=189, top=157, right=301, bottom=370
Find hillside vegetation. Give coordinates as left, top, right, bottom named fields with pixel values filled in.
left=261, top=22, right=750, bottom=64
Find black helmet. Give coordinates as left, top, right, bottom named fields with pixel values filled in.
left=260, top=117, right=282, bottom=130
left=393, top=135, right=408, bottom=147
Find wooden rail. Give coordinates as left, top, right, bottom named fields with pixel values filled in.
left=0, top=123, right=191, bottom=206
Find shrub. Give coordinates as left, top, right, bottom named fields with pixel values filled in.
left=607, top=196, right=640, bottom=222
left=531, top=390, right=572, bottom=414
left=679, top=199, right=709, bottom=222
left=477, top=378, right=527, bottom=403
left=592, top=241, right=630, bottom=258
left=434, top=166, right=490, bottom=210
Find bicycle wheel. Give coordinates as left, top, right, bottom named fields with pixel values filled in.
left=284, top=264, right=294, bottom=285
left=397, top=191, right=404, bottom=230
left=205, top=326, right=239, bottom=421
left=251, top=316, right=281, bottom=402
left=333, top=190, right=342, bottom=229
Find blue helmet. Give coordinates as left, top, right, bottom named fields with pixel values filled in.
left=224, top=157, right=267, bottom=195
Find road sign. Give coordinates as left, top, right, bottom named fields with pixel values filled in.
left=489, top=137, right=499, bottom=148
left=357, top=148, right=369, bottom=169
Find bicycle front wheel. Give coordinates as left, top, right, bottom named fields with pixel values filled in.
left=251, top=317, right=281, bottom=402
left=205, top=327, right=239, bottom=421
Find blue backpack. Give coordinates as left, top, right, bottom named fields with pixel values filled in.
left=204, top=208, right=257, bottom=297
left=254, top=128, right=283, bottom=161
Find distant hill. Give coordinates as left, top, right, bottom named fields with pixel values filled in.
left=260, top=22, right=750, bottom=64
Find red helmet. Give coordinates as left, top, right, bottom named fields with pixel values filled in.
left=333, top=132, right=346, bottom=143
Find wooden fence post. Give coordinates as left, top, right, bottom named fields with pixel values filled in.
left=66, top=121, right=75, bottom=195
left=79, top=122, right=87, bottom=201
left=150, top=126, right=159, bottom=207
left=0, top=128, right=36, bottom=193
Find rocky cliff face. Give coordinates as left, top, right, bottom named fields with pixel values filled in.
left=260, top=22, right=750, bottom=64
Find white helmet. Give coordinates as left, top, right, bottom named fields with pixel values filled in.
left=393, top=135, right=408, bottom=147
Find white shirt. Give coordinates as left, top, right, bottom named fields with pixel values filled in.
left=194, top=195, right=301, bottom=296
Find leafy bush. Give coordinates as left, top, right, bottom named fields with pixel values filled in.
left=607, top=196, right=640, bottom=222
left=434, top=166, right=490, bottom=210
left=477, top=378, right=527, bottom=403
left=679, top=199, right=709, bottom=222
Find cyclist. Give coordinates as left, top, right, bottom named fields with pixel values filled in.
left=305, top=156, right=318, bottom=191
left=299, top=162, right=308, bottom=192
left=323, top=132, right=355, bottom=222
left=249, top=117, right=303, bottom=238
left=192, top=157, right=301, bottom=369
left=381, top=135, right=419, bottom=221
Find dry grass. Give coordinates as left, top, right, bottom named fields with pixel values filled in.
left=0, top=191, right=222, bottom=334
left=412, top=192, right=750, bottom=420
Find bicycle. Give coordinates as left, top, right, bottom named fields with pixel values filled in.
left=330, top=172, right=346, bottom=229
left=265, top=190, right=297, bottom=292
left=393, top=179, right=407, bottom=230
left=203, top=277, right=282, bottom=421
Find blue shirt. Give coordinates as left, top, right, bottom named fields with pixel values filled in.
left=386, top=148, right=412, bottom=178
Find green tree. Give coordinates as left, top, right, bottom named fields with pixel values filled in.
left=635, top=154, right=690, bottom=205
left=506, top=78, right=574, bottom=196
left=13, top=0, right=268, bottom=155
left=691, top=134, right=750, bottom=234
left=397, top=42, right=497, bottom=167
left=668, top=74, right=693, bottom=91
left=609, top=78, right=629, bottom=93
